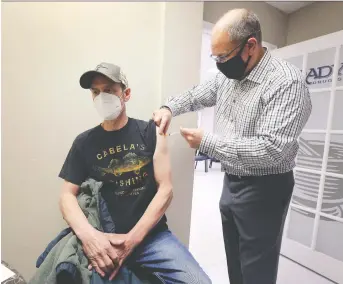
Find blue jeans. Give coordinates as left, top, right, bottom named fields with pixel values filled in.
left=127, top=229, right=211, bottom=284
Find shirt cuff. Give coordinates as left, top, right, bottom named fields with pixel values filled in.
left=199, top=132, right=218, bottom=158
left=200, top=133, right=239, bottom=163
left=162, top=102, right=179, bottom=117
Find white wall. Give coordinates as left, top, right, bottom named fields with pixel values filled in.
left=158, top=1, right=204, bottom=248
left=203, top=1, right=343, bottom=48
left=286, top=2, right=343, bottom=45
left=2, top=2, right=203, bottom=279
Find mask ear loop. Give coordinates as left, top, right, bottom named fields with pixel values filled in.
left=242, top=29, right=261, bottom=54
left=119, top=88, right=127, bottom=102
left=241, top=30, right=260, bottom=75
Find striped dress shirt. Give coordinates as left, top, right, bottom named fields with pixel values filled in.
left=165, top=49, right=312, bottom=176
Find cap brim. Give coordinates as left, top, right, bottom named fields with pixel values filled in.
left=79, top=71, right=121, bottom=89
left=79, top=71, right=102, bottom=89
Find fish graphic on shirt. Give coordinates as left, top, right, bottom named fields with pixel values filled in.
left=94, top=152, right=151, bottom=176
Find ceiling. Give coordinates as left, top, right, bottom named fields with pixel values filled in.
left=266, top=1, right=314, bottom=14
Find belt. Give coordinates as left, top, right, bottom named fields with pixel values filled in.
left=226, top=171, right=293, bottom=182
left=226, top=173, right=254, bottom=181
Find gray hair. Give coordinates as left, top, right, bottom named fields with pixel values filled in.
left=219, top=9, right=262, bottom=44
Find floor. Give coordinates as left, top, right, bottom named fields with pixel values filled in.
left=189, top=163, right=333, bottom=284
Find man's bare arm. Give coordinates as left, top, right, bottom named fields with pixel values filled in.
left=59, top=182, right=94, bottom=237
left=98, top=127, right=173, bottom=280
left=127, top=127, right=173, bottom=244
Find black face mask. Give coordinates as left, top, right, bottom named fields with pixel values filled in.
left=216, top=45, right=251, bottom=80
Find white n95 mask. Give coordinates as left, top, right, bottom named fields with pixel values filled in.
left=93, top=92, right=123, bottom=121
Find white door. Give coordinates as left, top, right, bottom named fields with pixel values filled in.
left=272, top=30, right=343, bottom=283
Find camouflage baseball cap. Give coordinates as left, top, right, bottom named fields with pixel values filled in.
left=79, top=62, right=129, bottom=89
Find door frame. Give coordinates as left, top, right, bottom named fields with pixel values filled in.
left=272, top=30, right=343, bottom=283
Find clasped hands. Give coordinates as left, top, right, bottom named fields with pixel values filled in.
left=82, top=229, right=136, bottom=280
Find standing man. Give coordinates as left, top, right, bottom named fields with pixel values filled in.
left=153, top=8, right=312, bottom=284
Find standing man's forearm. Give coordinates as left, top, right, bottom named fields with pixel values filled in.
left=154, top=77, right=219, bottom=134
left=164, top=75, right=219, bottom=116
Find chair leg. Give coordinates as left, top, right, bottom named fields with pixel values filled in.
left=205, top=160, right=209, bottom=172
left=209, top=160, right=213, bottom=168
left=195, top=161, right=198, bottom=169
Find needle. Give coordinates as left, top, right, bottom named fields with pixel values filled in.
left=165, top=132, right=179, bottom=136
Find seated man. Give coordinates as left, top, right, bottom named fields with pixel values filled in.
left=59, top=63, right=211, bottom=284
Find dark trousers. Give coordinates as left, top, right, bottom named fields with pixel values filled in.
left=220, top=171, right=294, bottom=284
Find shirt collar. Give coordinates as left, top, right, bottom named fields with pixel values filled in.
left=243, top=47, right=271, bottom=84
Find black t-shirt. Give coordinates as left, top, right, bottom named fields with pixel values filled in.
left=59, top=118, right=167, bottom=234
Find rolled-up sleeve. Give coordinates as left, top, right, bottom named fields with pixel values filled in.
left=199, top=80, right=312, bottom=168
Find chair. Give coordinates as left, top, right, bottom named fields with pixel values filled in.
left=209, top=157, right=220, bottom=169
left=194, top=150, right=210, bottom=172
left=209, top=157, right=225, bottom=172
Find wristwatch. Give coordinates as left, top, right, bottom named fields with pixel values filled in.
left=160, top=105, right=172, bottom=115
left=160, top=105, right=171, bottom=111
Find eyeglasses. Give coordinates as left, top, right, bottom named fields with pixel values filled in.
left=210, top=31, right=260, bottom=63
left=210, top=41, right=245, bottom=63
